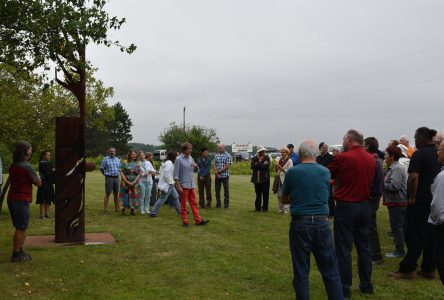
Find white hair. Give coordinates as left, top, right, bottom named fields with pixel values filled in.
left=298, top=139, right=319, bottom=160
left=434, top=132, right=444, bottom=145
left=399, top=135, right=409, bottom=141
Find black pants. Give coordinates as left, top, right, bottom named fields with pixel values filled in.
left=434, top=223, right=444, bottom=286
left=399, top=202, right=435, bottom=273
left=254, top=182, right=270, bottom=211
left=388, top=206, right=406, bottom=254
left=369, top=200, right=382, bottom=259
left=215, top=177, right=229, bottom=208
left=198, top=175, right=212, bottom=207
left=334, top=201, right=373, bottom=296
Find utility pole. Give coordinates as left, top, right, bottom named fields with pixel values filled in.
left=183, top=105, right=186, bottom=131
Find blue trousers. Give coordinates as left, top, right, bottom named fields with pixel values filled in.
left=289, top=217, right=343, bottom=300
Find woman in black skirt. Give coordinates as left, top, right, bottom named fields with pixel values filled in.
left=36, top=150, right=55, bottom=219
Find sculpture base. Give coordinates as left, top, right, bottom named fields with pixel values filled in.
left=24, top=233, right=115, bottom=248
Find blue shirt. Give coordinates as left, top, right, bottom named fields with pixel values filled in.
left=174, top=154, right=196, bottom=189
left=282, top=163, right=330, bottom=216
left=197, top=157, right=211, bottom=177
left=214, top=152, right=232, bottom=178
left=101, top=156, right=121, bottom=177
left=290, top=152, right=300, bottom=166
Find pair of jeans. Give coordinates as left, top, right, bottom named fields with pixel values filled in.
left=289, top=217, right=343, bottom=300
left=254, top=182, right=270, bottom=211
left=388, top=206, right=406, bottom=254
left=215, top=176, right=229, bottom=207
left=368, top=200, right=382, bottom=259
left=198, top=175, right=212, bottom=207
left=139, top=181, right=152, bottom=213
left=179, top=188, right=203, bottom=225
left=150, top=184, right=180, bottom=216
left=399, top=202, right=435, bottom=273
left=433, top=223, right=444, bottom=285
left=334, top=201, right=373, bottom=296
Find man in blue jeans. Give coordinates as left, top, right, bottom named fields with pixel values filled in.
left=282, top=139, right=343, bottom=300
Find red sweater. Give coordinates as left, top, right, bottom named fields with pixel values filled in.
left=328, top=146, right=375, bottom=203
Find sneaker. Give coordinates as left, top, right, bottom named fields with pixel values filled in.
left=141, top=211, right=146, bottom=215
left=388, top=271, right=416, bottom=279
left=11, top=252, right=32, bottom=263
left=183, top=223, right=190, bottom=228
left=385, top=252, right=405, bottom=258
left=150, top=213, right=157, bottom=217
left=196, top=219, right=209, bottom=226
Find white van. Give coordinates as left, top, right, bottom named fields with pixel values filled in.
left=153, top=150, right=167, bottom=161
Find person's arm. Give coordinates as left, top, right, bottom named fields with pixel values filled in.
left=407, top=152, right=421, bottom=204
left=251, top=157, right=259, bottom=170
left=174, top=159, right=183, bottom=192
left=327, top=156, right=339, bottom=179
left=384, top=168, right=403, bottom=192
left=370, top=160, right=384, bottom=200
left=407, top=173, right=419, bottom=204
left=100, top=158, right=106, bottom=175
left=26, top=164, right=42, bottom=187
left=430, top=174, right=444, bottom=223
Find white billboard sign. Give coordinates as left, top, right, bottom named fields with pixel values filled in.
left=232, top=143, right=253, bottom=153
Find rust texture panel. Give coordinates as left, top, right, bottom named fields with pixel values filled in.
left=55, top=117, right=85, bottom=243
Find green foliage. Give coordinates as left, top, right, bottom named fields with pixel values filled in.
left=0, top=0, right=136, bottom=75
left=0, top=64, right=133, bottom=161
left=159, top=122, right=219, bottom=159
left=106, top=102, right=133, bottom=155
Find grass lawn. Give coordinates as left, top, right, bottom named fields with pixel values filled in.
left=0, top=172, right=443, bottom=299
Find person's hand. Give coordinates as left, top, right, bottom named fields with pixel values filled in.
left=263, top=161, right=268, bottom=165
left=176, top=183, right=183, bottom=194
left=409, top=197, right=416, bottom=205
left=192, top=163, right=198, bottom=168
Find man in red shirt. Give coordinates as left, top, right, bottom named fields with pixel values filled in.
left=7, top=141, right=41, bottom=262
left=328, top=129, right=376, bottom=298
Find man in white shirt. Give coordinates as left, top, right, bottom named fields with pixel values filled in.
left=430, top=141, right=444, bottom=285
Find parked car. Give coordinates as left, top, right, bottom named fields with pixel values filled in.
left=153, top=149, right=167, bottom=161
left=234, top=151, right=252, bottom=161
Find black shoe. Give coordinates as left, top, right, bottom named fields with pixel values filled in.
left=150, top=213, right=157, bottom=217
left=215, top=205, right=221, bottom=208
left=224, top=205, right=229, bottom=209
left=197, top=219, right=209, bottom=226
left=183, top=223, right=190, bottom=228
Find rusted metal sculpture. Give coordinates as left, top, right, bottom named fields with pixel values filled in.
left=55, top=117, right=86, bottom=243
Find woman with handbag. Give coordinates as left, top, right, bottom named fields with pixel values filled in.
left=274, top=147, right=293, bottom=213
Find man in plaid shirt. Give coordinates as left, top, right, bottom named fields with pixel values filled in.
left=213, top=144, right=232, bottom=208
left=100, top=147, right=121, bottom=212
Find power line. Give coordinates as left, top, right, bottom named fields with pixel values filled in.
left=204, top=75, right=444, bottom=123
left=191, top=43, right=444, bottom=105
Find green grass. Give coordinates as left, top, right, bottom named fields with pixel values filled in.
left=0, top=172, right=443, bottom=299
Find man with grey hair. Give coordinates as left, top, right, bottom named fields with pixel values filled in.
left=400, top=135, right=415, bottom=158
left=328, top=129, right=376, bottom=298
left=434, top=132, right=444, bottom=148
left=282, top=139, right=343, bottom=299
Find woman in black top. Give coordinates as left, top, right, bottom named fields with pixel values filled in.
left=36, top=150, right=55, bottom=219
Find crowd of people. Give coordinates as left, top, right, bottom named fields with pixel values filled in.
left=2, top=126, right=444, bottom=299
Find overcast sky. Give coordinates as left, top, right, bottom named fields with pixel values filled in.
left=88, top=0, right=444, bottom=148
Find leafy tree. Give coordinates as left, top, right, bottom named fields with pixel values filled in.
left=128, top=143, right=162, bottom=153
left=106, top=102, right=133, bottom=155
left=0, top=0, right=136, bottom=121
left=159, top=123, right=220, bottom=159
